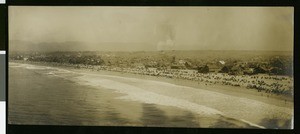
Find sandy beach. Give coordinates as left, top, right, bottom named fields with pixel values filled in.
left=8, top=62, right=293, bottom=128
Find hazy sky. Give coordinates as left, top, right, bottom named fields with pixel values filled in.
left=9, top=6, right=293, bottom=51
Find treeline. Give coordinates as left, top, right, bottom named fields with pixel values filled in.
left=10, top=52, right=105, bottom=66
left=197, top=58, right=293, bottom=76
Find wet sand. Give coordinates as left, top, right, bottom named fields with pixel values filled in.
left=8, top=62, right=293, bottom=128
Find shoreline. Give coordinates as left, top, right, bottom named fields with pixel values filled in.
left=9, top=61, right=293, bottom=108
left=77, top=67, right=293, bottom=108
left=9, top=61, right=293, bottom=128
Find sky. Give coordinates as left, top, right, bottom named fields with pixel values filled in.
left=9, top=6, right=293, bottom=51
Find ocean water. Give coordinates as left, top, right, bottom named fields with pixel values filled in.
left=8, top=63, right=292, bottom=128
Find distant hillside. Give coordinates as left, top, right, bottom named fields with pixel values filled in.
left=9, top=40, right=155, bottom=52
left=10, top=40, right=84, bottom=52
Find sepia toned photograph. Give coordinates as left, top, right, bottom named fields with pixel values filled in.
left=8, top=6, right=293, bottom=129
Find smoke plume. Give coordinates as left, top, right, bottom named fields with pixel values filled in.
left=156, top=21, right=176, bottom=51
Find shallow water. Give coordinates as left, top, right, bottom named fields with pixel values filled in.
left=8, top=62, right=292, bottom=128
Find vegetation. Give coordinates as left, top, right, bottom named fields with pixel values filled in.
left=10, top=50, right=293, bottom=76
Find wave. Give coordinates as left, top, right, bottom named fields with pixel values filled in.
left=75, top=74, right=265, bottom=128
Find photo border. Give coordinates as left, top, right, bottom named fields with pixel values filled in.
left=3, top=0, right=298, bottom=134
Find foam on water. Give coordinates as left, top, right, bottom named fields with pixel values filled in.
left=10, top=63, right=48, bottom=70
left=75, top=74, right=266, bottom=128
left=77, top=75, right=223, bottom=116
left=46, top=72, right=55, bottom=75
left=76, top=73, right=292, bottom=113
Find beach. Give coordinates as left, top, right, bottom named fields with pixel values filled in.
left=8, top=62, right=293, bottom=128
